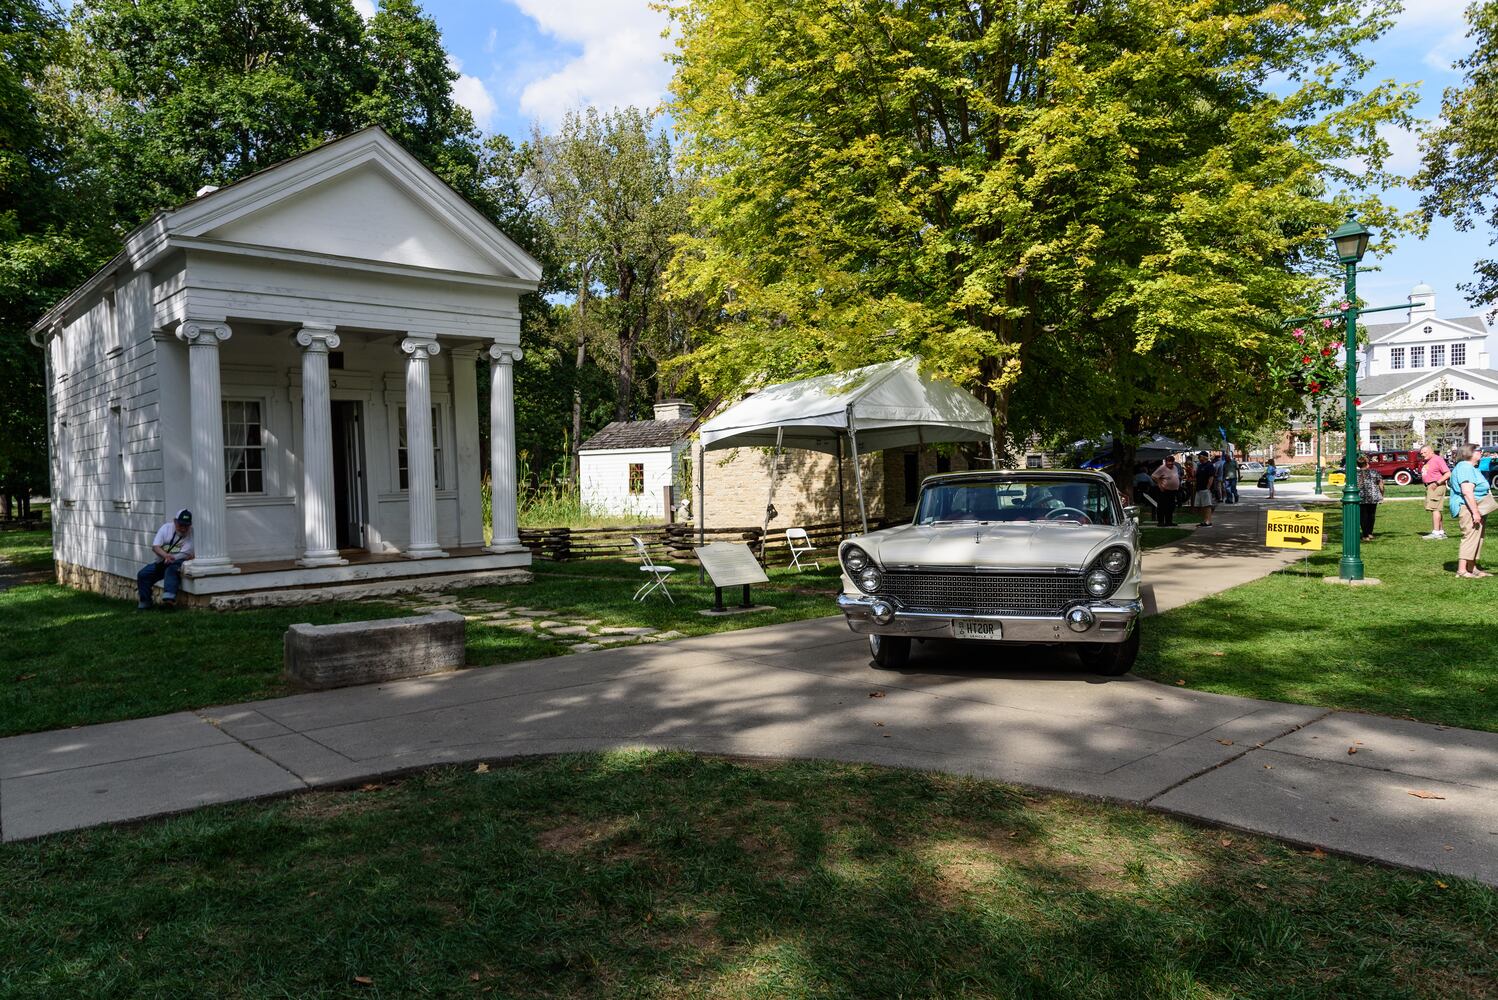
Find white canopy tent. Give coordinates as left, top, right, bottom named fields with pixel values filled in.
left=695, top=357, right=995, bottom=541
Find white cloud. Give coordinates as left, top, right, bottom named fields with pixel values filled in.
left=1395, top=0, right=1472, bottom=74
left=448, top=55, right=498, bottom=130
left=507, top=0, right=675, bottom=124
left=1330, top=123, right=1425, bottom=178
left=351, top=0, right=375, bottom=19
left=485, top=26, right=498, bottom=54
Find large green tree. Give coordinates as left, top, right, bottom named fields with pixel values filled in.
left=665, top=0, right=1414, bottom=454
left=0, top=0, right=110, bottom=514
left=529, top=107, right=693, bottom=482
left=1419, top=0, right=1498, bottom=308
left=68, top=0, right=480, bottom=228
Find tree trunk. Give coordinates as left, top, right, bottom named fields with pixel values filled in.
left=614, top=265, right=638, bottom=422
left=569, top=264, right=589, bottom=486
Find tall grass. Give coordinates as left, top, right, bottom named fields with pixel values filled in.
left=483, top=456, right=659, bottom=538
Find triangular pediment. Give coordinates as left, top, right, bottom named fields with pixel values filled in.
left=1374, top=317, right=1486, bottom=345
left=161, top=128, right=541, bottom=283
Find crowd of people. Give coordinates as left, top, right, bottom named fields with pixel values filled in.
left=1129, top=450, right=1239, bottom=528
left=1120, top=442, right=1495, bottom=579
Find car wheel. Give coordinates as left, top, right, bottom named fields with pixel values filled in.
left=1079, top=625, right=1140, bottom=676
left=1394, top=470, right=1412, bottom=486
left=869, top=634, right=911, bottom=669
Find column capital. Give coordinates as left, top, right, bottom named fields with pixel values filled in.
left=178, top=321, right=232, bottom=345
left=401, top=336, right=441, bottom=359
left=295, top=325, right=341, bottom=352
left=488, top=343, right=524, bottom=365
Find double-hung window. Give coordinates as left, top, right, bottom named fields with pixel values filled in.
left=628, top=463, right=645, bottom=495
left=1452, top=343, right=1467, bottom=366
left=1389, top=347, right=1405, bottom=371
left=223, top=400, right=265, bottom=494
left=1410, top=345, right=1425, bottom=369
left=1430, top=344, right=1446, bottom=367
left=397, top=406, right=444, bottom=491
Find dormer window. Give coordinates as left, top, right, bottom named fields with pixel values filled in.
left=1431, top=344, right=1445, bottom=367
left=1452, top=343, right=1467, bottom=366
left=1390, top=347, right=1405, bottom=370
left=1411, top=346, right=1425, bottom=368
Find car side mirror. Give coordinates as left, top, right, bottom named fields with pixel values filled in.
left=1123, top=505, right=1140, bottom=522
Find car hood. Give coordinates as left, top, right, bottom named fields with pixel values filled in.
left=861, top=522, right=1128, bottom=571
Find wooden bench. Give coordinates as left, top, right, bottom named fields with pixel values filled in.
left=284, top=611, right=465, bottom=690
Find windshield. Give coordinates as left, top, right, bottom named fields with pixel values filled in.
left=914, top=478, right=1120, bottom=526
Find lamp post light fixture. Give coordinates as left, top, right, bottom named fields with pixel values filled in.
left=1330, top=212, right=1371, bottom=581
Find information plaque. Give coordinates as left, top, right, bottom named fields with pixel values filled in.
left=695, top=542, right=769, bottom=611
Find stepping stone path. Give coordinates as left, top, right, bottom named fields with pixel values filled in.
left=391, top=594, right=666, bottom=653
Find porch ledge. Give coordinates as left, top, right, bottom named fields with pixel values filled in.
left=181, top=548, right=530, bottom=596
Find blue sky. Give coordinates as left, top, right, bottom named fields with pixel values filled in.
left=415, top=0, right=1495, bottom=325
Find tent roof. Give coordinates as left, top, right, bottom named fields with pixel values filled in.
left=697, top=357, right=993, bottom=455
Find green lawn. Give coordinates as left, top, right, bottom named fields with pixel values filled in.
left=0, top=558, right=844, bottom=739
left=2, top=753, right=1490, bottom=999
left=1139, top=501, right=1497, bottom=732
left=0, top=527, right=54, bottom=573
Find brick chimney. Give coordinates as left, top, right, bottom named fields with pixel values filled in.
left=653, top=399, right=695, bottom=421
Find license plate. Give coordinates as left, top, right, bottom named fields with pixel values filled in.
left=953, top=619, right=1002, bottom=641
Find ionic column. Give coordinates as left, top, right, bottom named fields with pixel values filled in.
left=176, top=321, right=237, bottom=575
left=296, top=325, right=346, bottom=567
left=488, top=344, right=523, bottom=550
left=401, top=336, right=447, bottom=558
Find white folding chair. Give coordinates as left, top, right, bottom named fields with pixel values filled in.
left=631, top=536, right=675, bottom=603
left=785, top=527, right=820, bottom=571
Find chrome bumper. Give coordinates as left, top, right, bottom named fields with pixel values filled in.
left=836, top=593, right=1141, bottom=643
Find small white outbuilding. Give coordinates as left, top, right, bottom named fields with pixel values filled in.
left=578, top=400, right=695, bottom=519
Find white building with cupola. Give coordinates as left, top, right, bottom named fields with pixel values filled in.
left=1352, top=283, right=1498, bottom=452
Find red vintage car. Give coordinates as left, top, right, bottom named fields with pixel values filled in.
left=1363, top=449, right=1423, bottom=486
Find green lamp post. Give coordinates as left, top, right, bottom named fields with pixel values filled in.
left=1330, top=212, right=1371, bottom=581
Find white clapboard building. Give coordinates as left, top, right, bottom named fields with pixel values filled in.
left=578, top=400, right=696, bottom=519
left=30, top=128, right=539, bottom=605
left=1354, top=284, right=1498, bottom=451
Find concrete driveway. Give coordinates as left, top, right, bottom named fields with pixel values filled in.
left=3, top=610, right=1495, bottom=886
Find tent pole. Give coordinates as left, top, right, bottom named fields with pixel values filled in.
left=847, top=413, right=869, bottom=534
left=759, top=426, right=784, bottom=560
left=836, top=435, right=846, bottom=541
left=990, top=434, right=999, bottom=469
left=696, top=438, right=706, bottom=584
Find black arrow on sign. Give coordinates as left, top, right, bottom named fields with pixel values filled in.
left=1279, top=536, right=1310, bottom=545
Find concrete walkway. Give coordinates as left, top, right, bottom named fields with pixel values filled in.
left=3, top=505, right=1494, bottom=887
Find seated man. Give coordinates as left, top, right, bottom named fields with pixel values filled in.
left=136, top=509, right=195, bottom=610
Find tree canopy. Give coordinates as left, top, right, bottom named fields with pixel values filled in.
left=665, top=0, right=1414, bottom=450
left=1419, top=0, right=1498, bottom=310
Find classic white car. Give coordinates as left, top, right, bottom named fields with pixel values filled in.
left=836, top=470, right=1143, bottom=674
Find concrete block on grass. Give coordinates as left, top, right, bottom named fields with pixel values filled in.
left=284, top=611, right=466, bottom=690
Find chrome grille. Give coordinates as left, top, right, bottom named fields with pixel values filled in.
left=879, top=570, right=1086, bottom=615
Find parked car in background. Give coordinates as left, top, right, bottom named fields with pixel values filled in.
left=1238, top=461, right=1266, bottom=477
left=1363, top=449, right=1422, bottom=486
left=1255, top=465, right=1291, bottom=487
left=836, top=470, right=1143, bottom=675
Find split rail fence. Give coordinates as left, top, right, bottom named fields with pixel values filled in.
left=517, top=519, right=884, bottom=565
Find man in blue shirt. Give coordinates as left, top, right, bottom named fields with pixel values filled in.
left=1449, top=445, right=1495, bottom=578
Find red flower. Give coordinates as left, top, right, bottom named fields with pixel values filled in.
left=1321, top=347, right=1332, bottom=356
left=1302, top=355, right=1312, bottom=364
left=1354, top=397, right=1361, bottom=406
left=1309, top=381, right=1321, bottom=392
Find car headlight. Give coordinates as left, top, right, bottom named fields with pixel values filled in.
left=1085, top=569, right=1113, bottom=597
left=856, top=566, right=883, bottom=593
left=1101, top=547, right=1130, bottom=576
left=842, top=546, right=870, bottom=573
